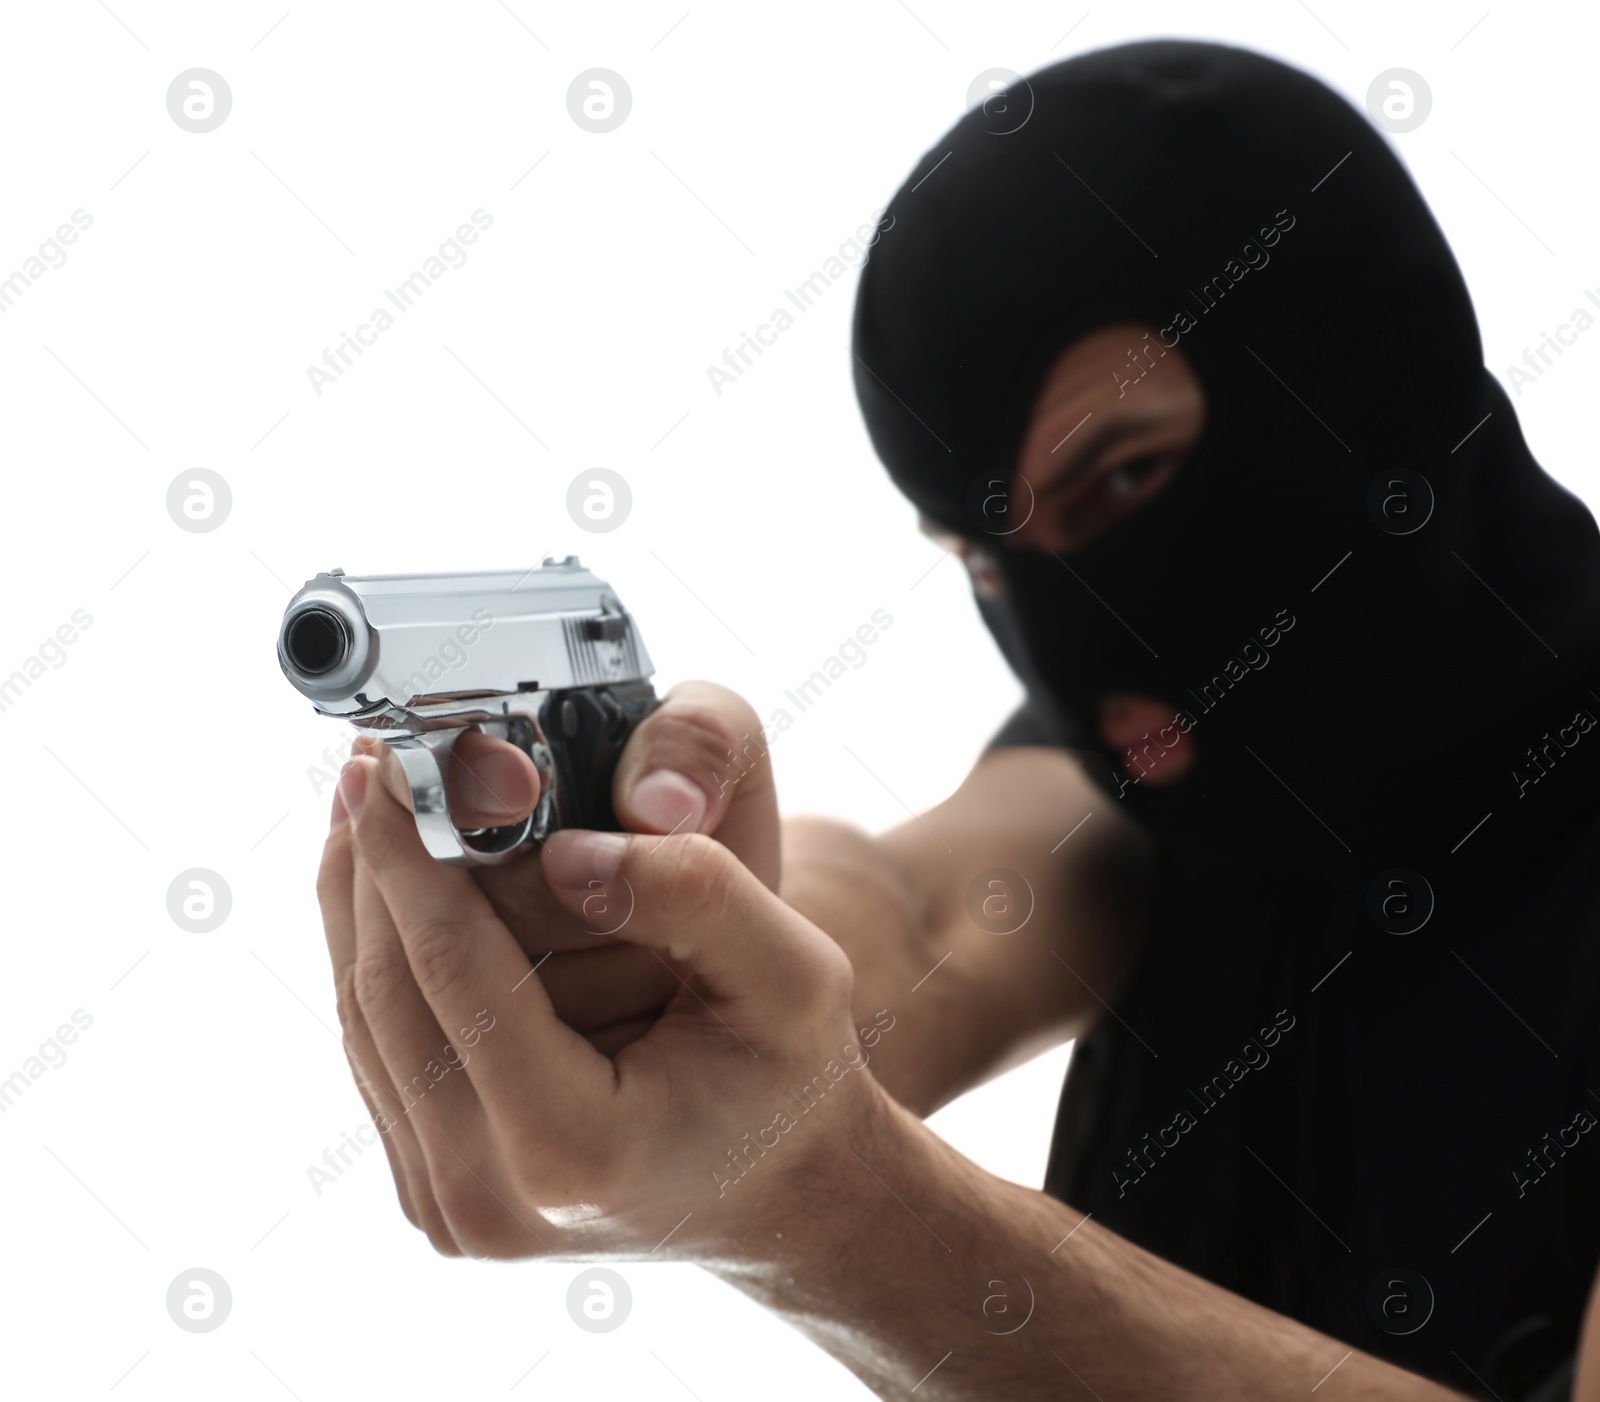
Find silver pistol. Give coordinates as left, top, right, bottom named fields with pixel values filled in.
left=277, top=557, right=658, bottom=865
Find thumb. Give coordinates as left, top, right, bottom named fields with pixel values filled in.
left=539, top=828, right=848, bottom=1024
left=611, top=682, right=780, bottom=890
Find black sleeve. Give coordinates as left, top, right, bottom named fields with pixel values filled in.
left=987, top=694, right=1088, bottom=751
left=1521, top=1356, right=1574, bottom=1402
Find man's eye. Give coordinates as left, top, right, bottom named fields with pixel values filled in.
left=1105, top=455, right=1161, bottom=499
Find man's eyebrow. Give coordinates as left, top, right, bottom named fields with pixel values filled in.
left=1038, top=415, right=1164, bottom=499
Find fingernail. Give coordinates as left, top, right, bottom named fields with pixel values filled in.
left=542, top=830, right=627, bottom=889
left=631, top=770, right=708, bottom=835
left=338, top=759, right=368, bottom=822
left=330, top=786, right=349, bottom=831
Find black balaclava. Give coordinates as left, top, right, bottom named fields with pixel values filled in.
left=853, top=41, right=1600, bottom=901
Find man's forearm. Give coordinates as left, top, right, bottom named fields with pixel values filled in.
left=778, top=814, right=1057, bottom=1115
left=709, top=1082, right=1470, bottom=1402
left=779, top=814, right=947, bottom=1111
left=779, top=797, right=1146, bottom=1117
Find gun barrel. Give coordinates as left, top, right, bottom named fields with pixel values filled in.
left=282, top=606, right=351, bottom=676
left=277, top=558, right=653, bottom=716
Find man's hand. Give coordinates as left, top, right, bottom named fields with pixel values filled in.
left=407, top=681, right=782, bottom=1059
left=442, top=679, right=778, bottom=881
left=318, top=742, right=882, bottom=1258
left=315, top=711, right=1477, bottom=1402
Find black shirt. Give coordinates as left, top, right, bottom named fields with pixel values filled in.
left=992, top=703, right=1600, bottom=1401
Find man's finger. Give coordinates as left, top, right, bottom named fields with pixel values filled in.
left=340, top=1045, right=419, bottom=1228
left=447, top=730, right=541, bottom=830
left=536, top=944, right=679, bottom=1033
left=360, top=728, right=542, bottom=832
left=319, top=820, right=414, bottom=1211
left=474, top=857, right=627, bottom=956
left=352, top=862, right=487, bottom=1144
left=539, top=828, right=849, bottom=1028
left=343, top=754, right=610, bottom=1119
left=612, top=682, right=780, bottom=890
left=585, top=1014, right=659, bottom=1059
left=355, top=736, right=607, bottom=955
left=317, top=804, right=458, bottom=1253
left=351, top=858, right=527, bottom=1256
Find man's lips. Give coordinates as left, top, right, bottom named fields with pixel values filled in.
left=1097, top=693, right=1196, bottom=787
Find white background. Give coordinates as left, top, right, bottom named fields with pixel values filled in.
left=1, top=2, right=1595, bottom=1398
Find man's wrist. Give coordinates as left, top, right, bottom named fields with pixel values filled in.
left=699, top=1068, right=974, bottom=1314
left=694, top=1067, right=1085, bottom=1399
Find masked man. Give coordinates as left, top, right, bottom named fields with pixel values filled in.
left=319, top=42, right=1600, bottom=1401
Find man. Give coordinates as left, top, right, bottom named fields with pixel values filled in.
left=317, top=42, right=1600, bottom=1400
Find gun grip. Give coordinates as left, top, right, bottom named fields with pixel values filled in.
left=541, top=680, right=660, bottom=832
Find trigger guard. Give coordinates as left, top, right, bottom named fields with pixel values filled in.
left=388, top=722, right=555, bottom=868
